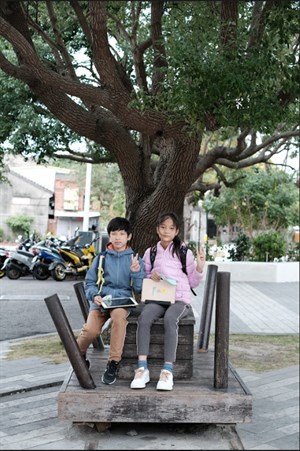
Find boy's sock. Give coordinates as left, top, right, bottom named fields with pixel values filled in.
left=138, top=360, right=148, bottom=369
left=163, top=362, right=173, bottom=373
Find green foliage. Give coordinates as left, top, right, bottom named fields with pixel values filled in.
left=0, top=67, right=113, bottom=165
left=144, top=1, right=299, bottom=132
left=250, top=231, right=287, bottom=262
left=6, top=215, right=33, bottom=237
left=186, top=240, right=197, bottom=258
left=0, top=2, right=298, bottom=162
left=203, top=167, right=299, bottom=235
left=228, top=233, right=251, bottom=261
left=0, top=227, right=4, bottom=241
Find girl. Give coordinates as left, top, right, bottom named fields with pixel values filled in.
left=130, top=212, right=206, bottom=391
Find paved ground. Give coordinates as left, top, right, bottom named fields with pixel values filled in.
left=0, top=281, right=299, bottom=450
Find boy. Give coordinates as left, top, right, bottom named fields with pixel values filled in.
left=77, top=217, right=144, bottom=385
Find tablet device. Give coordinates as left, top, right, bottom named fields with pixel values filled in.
left=101, top=297, right=138, bottom=310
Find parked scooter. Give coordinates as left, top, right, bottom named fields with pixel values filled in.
left=0, top=234, right=44, bottom=280
left=2, top=247, right=49, bottom=280
left=30, top=245, right=67, bottom=281
left=0, top=247, right=7, bottom=279
left=49, top=235, right=98, bottom=281
left=15, top=233, right=39, bottom=252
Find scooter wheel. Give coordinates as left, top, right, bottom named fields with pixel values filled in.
left=6, top=267, right=21, bottom=279
left=33, top=263, right=50, bottom=281
left=51, top=263, right=67, bottom=281
left=0, top=270, right=6, bottom=279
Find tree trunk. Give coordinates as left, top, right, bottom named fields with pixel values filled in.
left=128, top=136, right=199, bottom=255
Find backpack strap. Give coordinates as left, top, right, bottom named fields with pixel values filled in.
left=179, top=245, right=187, bottom=275
left=179, top=245, right=196, bottom=296
left=150, top=245, right=157, bottom=269
left=96, top=251, right=136, bottom=299
left=96, top=253, right=105, bottom=292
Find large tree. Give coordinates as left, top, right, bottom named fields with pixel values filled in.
left=0, top=0, right=299, bottom=253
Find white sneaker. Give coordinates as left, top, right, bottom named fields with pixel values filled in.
left=130, top=367, right=150, bottom=389
left=156, top=370, right=173, bottom=391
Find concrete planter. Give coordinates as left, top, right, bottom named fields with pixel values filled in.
left=212, top=261, right=299, bottom=283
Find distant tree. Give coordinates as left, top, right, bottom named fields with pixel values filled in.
left=203, top=167, right=299, bottom=237
left=0, top=1, right=299, bottom=253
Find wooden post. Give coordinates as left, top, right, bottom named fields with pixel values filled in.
left=214, top=271, right=230, bottom=389
left=197, top=264, right=218, bottom=352
left=73, top=281, right=105, bottom=351
left=44, top=294, right=96, bottom=389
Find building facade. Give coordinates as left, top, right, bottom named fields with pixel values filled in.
left=0, top=162, right=100, bottom=241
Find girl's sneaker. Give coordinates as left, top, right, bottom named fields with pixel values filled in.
left=156, top=369, right=173, bottom=391
left=130, top=367, right=150, bottom=389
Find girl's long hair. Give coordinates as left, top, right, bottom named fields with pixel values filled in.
left=156, top=212, right=183, bottom=258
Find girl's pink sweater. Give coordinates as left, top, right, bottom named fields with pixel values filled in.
left=143, top=242, right=204, bottom=304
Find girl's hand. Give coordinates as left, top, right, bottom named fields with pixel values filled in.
left=150, top=271, right=161, bottom=282
left=196, top=244, right=206, bottom=273
left=130, top=253, right=140, bottom=272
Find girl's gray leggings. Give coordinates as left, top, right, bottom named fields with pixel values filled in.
left=136, top=301, right=192, bottom=363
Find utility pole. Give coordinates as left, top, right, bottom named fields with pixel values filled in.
left=82, top=162, right=92, bottom=231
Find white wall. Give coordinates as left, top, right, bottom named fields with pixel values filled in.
left=214, top=262, right=299, bottom=283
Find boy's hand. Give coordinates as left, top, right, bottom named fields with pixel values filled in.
left=93, top=295, right=103, bottom=307
left=130, top=254, right=140, bottom=272
left=196, top=244, right=206, bottom=273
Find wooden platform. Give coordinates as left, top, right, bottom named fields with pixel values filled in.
left=58, top=346, right=252, bottom=425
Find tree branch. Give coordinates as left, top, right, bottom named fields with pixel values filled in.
left=151, top=0, right=167, bottom=95
left=69, top=0, right=92, bottom=45
left=89, top=1, right=130, bottom=95
left=0, top=15, right=171, bottom=136
left=45, top=0, right=77, bottom=79
left=247, top=0, right=275, bottom=50
left=220, top=0, right=238, bottom=52
left=108, top=3, right=148, bottom=92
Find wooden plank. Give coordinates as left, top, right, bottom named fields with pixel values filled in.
left=125, top=324, right=194, bottom=345
left=58, top=390, right=251, bottom=424
left=121, top=343, right=193, bottom=358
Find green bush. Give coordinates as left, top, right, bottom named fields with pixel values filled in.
left=6, top=215, right=34, bottom=237
left=0, top=227, right=4, bottom=241
left=228, top=233, right=251, bottom=261
left=250, top=231, right=287, bottom=262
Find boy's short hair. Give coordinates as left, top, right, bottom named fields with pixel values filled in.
left=107, top=217, right=132, bottom=235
